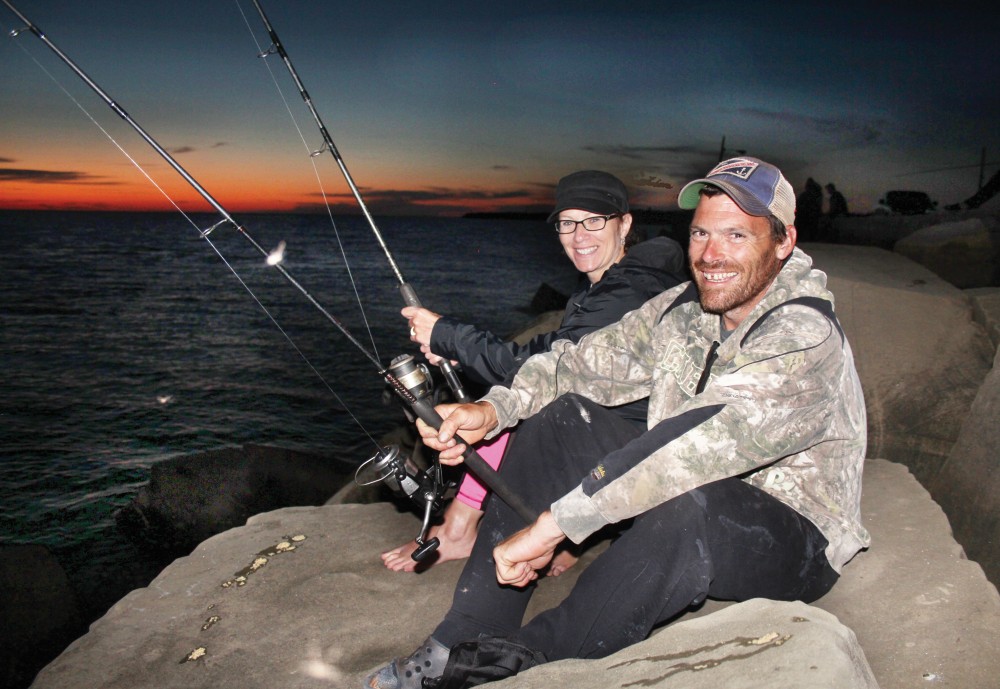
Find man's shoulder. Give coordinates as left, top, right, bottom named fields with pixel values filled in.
left=744, top=298, right=839, bottom=340
left=733, top=301, right=844, bottom=367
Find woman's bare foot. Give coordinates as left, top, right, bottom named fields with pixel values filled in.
left=547, top=548, right=580, bottom=577
left=381, top=500, right=483, bottom=572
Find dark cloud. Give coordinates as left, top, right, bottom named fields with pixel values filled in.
left=0, top=168, right=115, bottom=184
left=737, top=109, right=885, bottom=147
left=582, top=144, right=707, bottom=162
left=0, top=157, right=15, bottom=163
left=168, top=143, right=227, bottom=154
left=580, top=144, right=725, bottom=181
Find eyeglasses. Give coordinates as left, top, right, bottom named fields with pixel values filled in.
left=554, top=213, right=620, bottom=234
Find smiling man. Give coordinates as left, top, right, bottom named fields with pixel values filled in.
left=366, top=157, right=870, bottom=689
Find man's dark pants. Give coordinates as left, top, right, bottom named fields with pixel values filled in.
left=432, top=394, right=839, bottom=661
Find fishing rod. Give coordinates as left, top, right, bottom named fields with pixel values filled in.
left=3, top=0, right=536, bottom=558
left=248, top=0, right=471, bottom=405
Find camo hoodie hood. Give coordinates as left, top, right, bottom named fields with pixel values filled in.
left=482, top=247, right=870, bottom=572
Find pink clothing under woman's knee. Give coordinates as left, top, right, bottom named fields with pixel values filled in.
left=455, top=431, right=510, bottom=510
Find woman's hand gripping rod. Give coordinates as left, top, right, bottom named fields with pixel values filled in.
left=381, top=355, right=537, bottom=561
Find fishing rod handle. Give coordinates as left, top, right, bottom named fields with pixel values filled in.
left=399, top=283, right=471, bottom=403
left=408, top=398, right=537, bottom=524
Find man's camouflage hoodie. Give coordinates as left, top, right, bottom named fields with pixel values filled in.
left=482, top=247, right=870, bottom=572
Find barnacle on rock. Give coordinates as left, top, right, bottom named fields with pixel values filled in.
left=181, top=647, right=206, bottom=663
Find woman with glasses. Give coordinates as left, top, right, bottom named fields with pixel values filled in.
left=381, top=170, right=685, bottom=573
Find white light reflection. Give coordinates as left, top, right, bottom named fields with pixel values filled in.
left=299, top=642, right=344, bottom=682
left=301, top=658, right=343, bottom=681
left=266, top=240, right=286, bottom=266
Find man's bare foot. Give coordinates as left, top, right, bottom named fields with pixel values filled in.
left=381, top=500, right=483, bottom=572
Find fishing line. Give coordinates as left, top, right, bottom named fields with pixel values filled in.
left=233, top=0, right=382, bottom=365
left=241, top=0, right=472, bottom=404
left=3, top=1, right=537, bottom=538
left=1, top=6, right=382, bottom=450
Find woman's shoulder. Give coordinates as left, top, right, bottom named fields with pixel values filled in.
left=597, top=236, right=686, bottom=297
left=622, top=236, right=686, bottom=275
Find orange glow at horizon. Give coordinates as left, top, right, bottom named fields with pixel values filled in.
left=0, top=166, right=551, bottom=215
left=1, top=137, right=553, bottom=215
left=0, top=163, right=346, bottom=213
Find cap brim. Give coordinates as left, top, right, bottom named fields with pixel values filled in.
left=677, top=179, right=771, bottom=218
left=547, top=198, right=624, bottom=224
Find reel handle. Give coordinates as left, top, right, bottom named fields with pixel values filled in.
left=412, top=537, right=440, bottom=562
left=399, top=283, right=471, bottom=403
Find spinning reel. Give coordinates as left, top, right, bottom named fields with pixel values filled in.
left=356, top=354, right=452, bottom=562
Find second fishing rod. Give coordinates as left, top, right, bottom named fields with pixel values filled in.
left=2, top=0, right=536, bottom=556
left=248, top=0, right=471, bottom=406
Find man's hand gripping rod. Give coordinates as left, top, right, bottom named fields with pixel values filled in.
left=381, top=356, right=537, bottom=561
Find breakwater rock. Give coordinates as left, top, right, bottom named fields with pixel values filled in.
left=12, top=241, right=1000, bottom=689
left=26, top=460, right=1000, bottom=689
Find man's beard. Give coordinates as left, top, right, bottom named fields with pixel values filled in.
left=691, top=253, right=783, bottom=317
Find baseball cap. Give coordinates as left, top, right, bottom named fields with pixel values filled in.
left=547, top=170, right=630, bottom=223
left=677, top=157, right=795, bottom=227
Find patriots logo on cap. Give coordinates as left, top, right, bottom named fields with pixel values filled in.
left=707, top=158, right=758, bottom=180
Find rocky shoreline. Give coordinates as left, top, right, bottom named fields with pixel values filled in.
left=4, top=212, right=1000, bottom=688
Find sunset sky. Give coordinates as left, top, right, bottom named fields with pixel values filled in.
left=1, top=1, right=997, bottom=216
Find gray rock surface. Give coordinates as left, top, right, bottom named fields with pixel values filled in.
left=29, top=460, right=1000, bottom=689
left=488, top=599, right=879, bottom=689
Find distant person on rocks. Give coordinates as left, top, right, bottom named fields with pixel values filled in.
left=366, top=156, right=869, bottom=689
left=826, top=182, right=848, bottom=217
left=381, top=170, right=686, bottom=572
left=795, top=176, right=823, bottom=241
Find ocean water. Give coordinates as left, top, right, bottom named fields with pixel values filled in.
left=0, top=209, right=576, bottom=616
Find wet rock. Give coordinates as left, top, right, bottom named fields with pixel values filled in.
left=0, top=545, right=84, bottom=689
left=115, top=444, right=355, bottom=557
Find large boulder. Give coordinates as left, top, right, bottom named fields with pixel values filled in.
left=28, top=460, right=1000, bottom=689
left=929, top=343, right=1000, bottom=585
left=967, top=286, right=1000, bottom=347
left=893, top=217, right=1000, bottom=288
left=487, top=599, right=878, bottom=689
left=808, top=244, right=994, bottom=485
left=114, top=444, right=356, bottom=556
